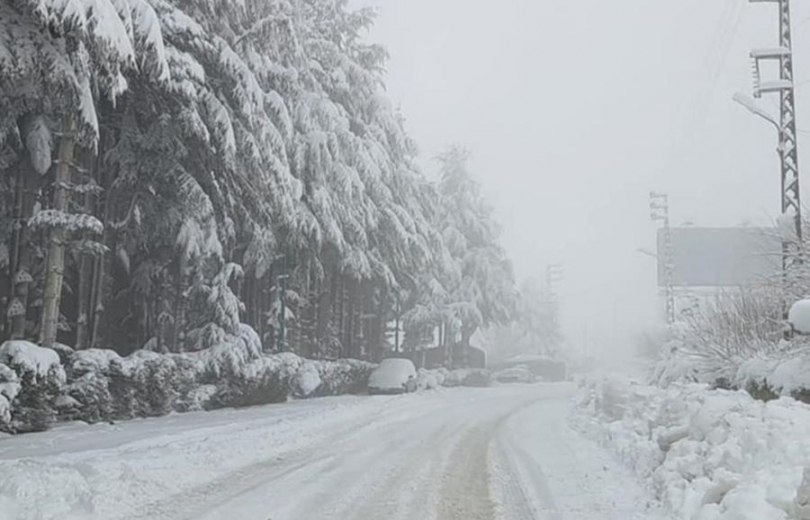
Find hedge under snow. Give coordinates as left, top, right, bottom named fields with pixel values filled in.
left=0, top=337, right=375, bottom=434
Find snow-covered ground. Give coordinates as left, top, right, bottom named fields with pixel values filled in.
left=0, top=383, right=666, bottom=520
left=577, top=377, right=810, bottom=520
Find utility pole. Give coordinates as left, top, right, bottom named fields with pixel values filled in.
left=650, top=192, right=675, bottom=325
left=546, top=263, right=564, bottom=352
left=546, top=263, right=564, bottom=292
left=736, top=0, right=802, bottom=277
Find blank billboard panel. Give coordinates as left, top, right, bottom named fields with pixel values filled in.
left=657, top=227, right=781, bottom=287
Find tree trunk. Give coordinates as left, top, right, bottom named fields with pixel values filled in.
left=8, top=161, right=38, bottom=340
left=75, top=153, right=97, bottom=350
left=0, top=167, right=21, bottom=340
left=90, top=150, right=115, bottom=349
left=39, top=113, right=75, bottom=348
left=173, top=257, right=188, bottom=352
left=345, top=279, right=355, bottom=358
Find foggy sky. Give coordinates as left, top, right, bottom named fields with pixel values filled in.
left=353, top=0, right=810, bottom=362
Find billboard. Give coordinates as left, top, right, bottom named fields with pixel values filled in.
left=657, top=227, right=781, bottom=287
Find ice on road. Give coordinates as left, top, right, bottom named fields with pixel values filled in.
left=0, top=384, right=667, bottom=520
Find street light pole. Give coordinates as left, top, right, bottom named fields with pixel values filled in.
left=739, top=0, right=803, bottom=274
left=650, top=192, right=675, bottom=325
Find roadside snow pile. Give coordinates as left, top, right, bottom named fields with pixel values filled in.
left=416, top=368, right=448, bottom=390
left=442, top=368, right=491, bottom=387
left=577, top=377, right=810, bottom=520
left=415, top=367, right=490, bottom=389
left=0, top=335, right=375, bottom=434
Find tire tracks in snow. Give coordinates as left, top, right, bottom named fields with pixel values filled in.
left=118, top=395, right=433, bottom=520
left=119, top=387, right=563, bottom=520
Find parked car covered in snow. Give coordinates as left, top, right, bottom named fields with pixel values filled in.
left=368, top=358, right=418, bottom=395
left=494, top=364, right=536, bottom=384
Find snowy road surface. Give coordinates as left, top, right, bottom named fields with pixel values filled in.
left=0, top=384, right=667, bottom=520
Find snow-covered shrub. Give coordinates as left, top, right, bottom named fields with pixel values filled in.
left=11, top=369, right=64, bottom=433
left=651, top=288, right=784, bottom=388
left=311, top=359, right=375, bottom=396
left=68, top=348, right=122, bottom=379
left=171, top=354, right=206, bottom=412
left=50, top=343, right=75, bottom=365
left=291, top=362, right=322, bottom=398
left=108, top=358, right=136, bottom=419
left=790, top=299, right=810, bottom=335
left=191, top=327, right=263, bottom=382
left=0, top=364, right=19, bottom=432
left=64, top=371, right=113, bottom=423
left=0, top=341, right=66, bottom=432
left=0, top=336, right=378, bottom=433
left=184, top=384, right=218, bottom=411
left=124, top=351, right=182, bottom=417
left=735, top=341, right=810, bottom=403
left=211, top=354, right=301, bottom=408
left=0, top=341, right=65, bottom=383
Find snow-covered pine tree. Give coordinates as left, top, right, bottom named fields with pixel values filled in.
left=0, top=0, right=170, bottom=347
left=412, top=146, right=516, bottom=364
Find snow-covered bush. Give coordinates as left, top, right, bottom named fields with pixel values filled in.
left=0, top=364, right=19, bottom=432
left=171, top=355, right=207, bottom=412
left=64, top=371, right=113, bottom=423
left=183, top=384, right=218, bottom=411
left=0, top=341, right=65, bottom=383
left=0, top=341, right=66, bottom=432
left=578, top=377, right=810, bottom=520
left=0, top=334, right=377, bottom=433
left=291, top=362, right=322, bottom=398
left=114, top=351, right=191, bottom=418
left=311, top=359, right=375, bottom=396
left=50, top=343, right=75, bottom=365
left=211, top=354, right=299, bottom=408
left=734, top=340, right=810, bottom=402
left=68, top=349, right=122, bottom=379
left=790, top=300, right=810, bottom=335
left=651, top=288, right=784, bottom=388
left=191, top=328, right=263, bottom=382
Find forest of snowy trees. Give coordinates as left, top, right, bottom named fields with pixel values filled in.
left=0, top=0, right=541, bottom=364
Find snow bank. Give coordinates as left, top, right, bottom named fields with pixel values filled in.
left=441, top=368, right=491, bottom=388
left=416, top=368, right=448, bottom=390
left=577, top=377, right=810, bottom=520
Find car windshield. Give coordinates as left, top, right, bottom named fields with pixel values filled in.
left=1, top=0, right=804, bottom=519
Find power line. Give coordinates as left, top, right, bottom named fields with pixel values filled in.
left=663, top=2, right=746, bottom=180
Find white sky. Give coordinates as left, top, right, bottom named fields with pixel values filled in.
left=352, top=0, right=810, bottom=360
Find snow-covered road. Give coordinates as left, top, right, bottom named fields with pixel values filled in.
left=0, top=384, right=667, bottom=520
